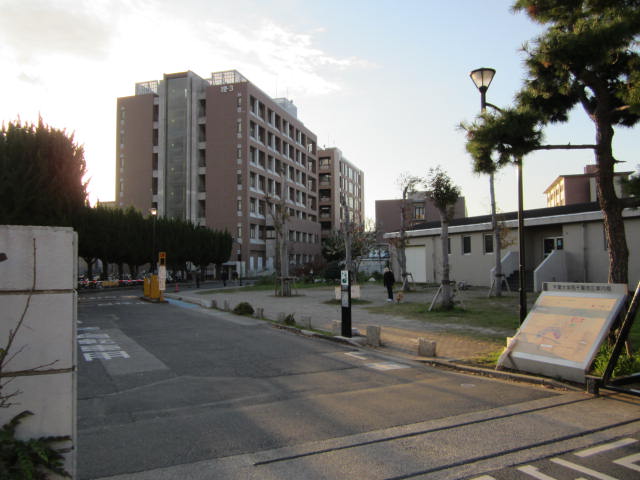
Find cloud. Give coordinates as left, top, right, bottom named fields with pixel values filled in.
left=198, top=19, right=373, bottom=96
left=0, top=0, right=116, bottom=63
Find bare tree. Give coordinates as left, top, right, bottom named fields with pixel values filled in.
left=396, top=173, right=422, bottom=292
left=264, top=166, right=292, bottom=296
left=426, top=167, right=461, bottom=310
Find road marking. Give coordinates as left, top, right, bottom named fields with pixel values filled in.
left=78, top=329, right=129, bottom=362
left=613, top=453, right=640, bottom=472
left=551, top=457, right=619, bottom=480
left=344, top=352, right=367, bottom=360
left=365, top=361, right=409, bottom=371
left=575, top=438, right=637, bottom=457
left=518, top=465, right=564, bottom=479
left=469, top=476, right=497, bottom=480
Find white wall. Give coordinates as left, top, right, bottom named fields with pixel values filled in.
left=0, top=226, right=77, bottom=477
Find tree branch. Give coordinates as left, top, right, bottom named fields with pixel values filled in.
left=535, top=143, right=597, bottom=150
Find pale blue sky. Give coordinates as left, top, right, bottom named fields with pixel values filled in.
left=1, top=0, right=637, bottom=219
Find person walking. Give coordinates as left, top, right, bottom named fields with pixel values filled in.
left=221, top=270, right=228, bottom=287
left=383, top=267, right=395, bottom=302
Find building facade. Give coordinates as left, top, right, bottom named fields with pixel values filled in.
left=385, top=202, right=640, bottom=291
left=544, top=164, right=632, bottom=207
left=117, top=70, right=321, bottom=276
left=317, top=147, right=364, bottom=238
left=375, top=192, right=467, bottom=243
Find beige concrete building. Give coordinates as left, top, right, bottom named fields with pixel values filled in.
left=117, top=70, right=321, bottom=276
left=317, top=147, right=364, bottom=238
left=385, top=202, right=640, bottom=291
left=544, top=164, right=632, bottom=207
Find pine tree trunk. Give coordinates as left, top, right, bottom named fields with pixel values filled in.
left=595, top=121, right=628, bottom=285
left=489, top=173, right=502, bottom=296
left=440, top=215, right=453, bottom=309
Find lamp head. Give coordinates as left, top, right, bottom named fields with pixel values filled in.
left=470, top=68, right=496, bottom=92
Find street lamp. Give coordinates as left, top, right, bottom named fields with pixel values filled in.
left=469, top=67, right=527, bottom=323
left=469, top=68, right=496, bottom=111
left=150, top=207, right=157, bottom=274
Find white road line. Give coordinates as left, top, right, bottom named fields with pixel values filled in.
left=469, top=476, right=497, bottom=480
left=365, top=362, right=409, bottom=371
left=551, top=457, right=619, bottom=480
left=344, top=352, right=367, bottom=360
left=517, top=465, right=565, bottom=479
left=575, top=438, right=638, bottom=457
left=613, top=453, right=640, bottom=472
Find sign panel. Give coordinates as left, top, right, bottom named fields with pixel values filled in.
left=498, top=282, right=628, bottom=383
left=158, top=265, right=166, bottom=291
left=341, top=270, right=349, bottom=287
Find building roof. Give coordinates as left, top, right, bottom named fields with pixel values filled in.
left=401, top=198, right=640, bottom=234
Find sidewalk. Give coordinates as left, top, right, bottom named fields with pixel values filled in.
left=165, top=283, right=508, bottom=362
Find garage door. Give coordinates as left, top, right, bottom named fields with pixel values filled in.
left=405, top=246, right=426, bottom=283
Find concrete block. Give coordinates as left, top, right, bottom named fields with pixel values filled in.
left=200, top=299, right=214, bottom=308
left=332, top=320, right=341, bottom=335
left=0, top=373, right=75, bottom=475
left=255, top=307, right=264, bottom=319
left=300, top=315, right=312, bottom=329
left=418, top=338, right=437, bottom=357
left=1, top=293, right=75, bottom=372
left=224, top=300, right=230, bottom=311
left=366, top=326, right=381, bottom=346
left=0, top=225, right=77, bottom=291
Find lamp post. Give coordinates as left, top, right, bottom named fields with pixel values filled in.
left=470, top=68, right=503, bottom=299
left=469, top=67, right=527, bottom=323
left=150, top=207, right=157, bottom=274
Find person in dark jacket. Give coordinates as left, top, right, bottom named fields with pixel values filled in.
left=383, top=267, right=395, bottom=302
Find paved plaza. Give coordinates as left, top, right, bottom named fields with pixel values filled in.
left=166, top=283, right=512, bottom=362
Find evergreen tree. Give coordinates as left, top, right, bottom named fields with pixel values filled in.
left=0, top=119, right=88, bottom=226
left=464, top=0, right=640, bottom=284
left=426, top=167, right=461, bottom=310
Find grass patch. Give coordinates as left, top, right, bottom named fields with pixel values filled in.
left=364, top=296, right=522, bottom=338
left=463, top=349, right=504, bottom=368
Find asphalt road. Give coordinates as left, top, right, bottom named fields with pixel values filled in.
left=77, top=289, right=640, bottom=480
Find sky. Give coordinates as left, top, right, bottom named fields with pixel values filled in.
left=1, top=0, right=638, bottom=220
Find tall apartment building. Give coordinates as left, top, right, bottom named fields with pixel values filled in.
left=544, top=164, right=632, bottom=207
left=317, top=147, right=364, bottom=238
left=116, top=70, right=321, bottom=276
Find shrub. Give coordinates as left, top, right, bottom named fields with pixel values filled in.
left=283, top=314, right=295, bottom=326
left=591, top=343, right=640, bottom=378
left=323, top=261, right=342, bottom=282
left=0, top=410, right=71, bottom=479
left=233, top=302, right=254, bottom=316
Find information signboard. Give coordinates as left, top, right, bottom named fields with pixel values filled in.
left=498, top=282, right=628, bottom=383
left=158, top=265, right=166, bottom=291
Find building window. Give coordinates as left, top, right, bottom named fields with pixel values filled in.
left=484, top=234, right=494, bottom=254
left=462, top=236, right=471, bottom=255
left=237, top=198, right=242, bottom=213
left=414, top=205, right=425, bottom=220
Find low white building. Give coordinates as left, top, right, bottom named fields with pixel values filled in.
left=385, top=201, right=640, bottom=291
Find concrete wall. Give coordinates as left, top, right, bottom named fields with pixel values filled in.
left=0, top=226, right=77, bottom=477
